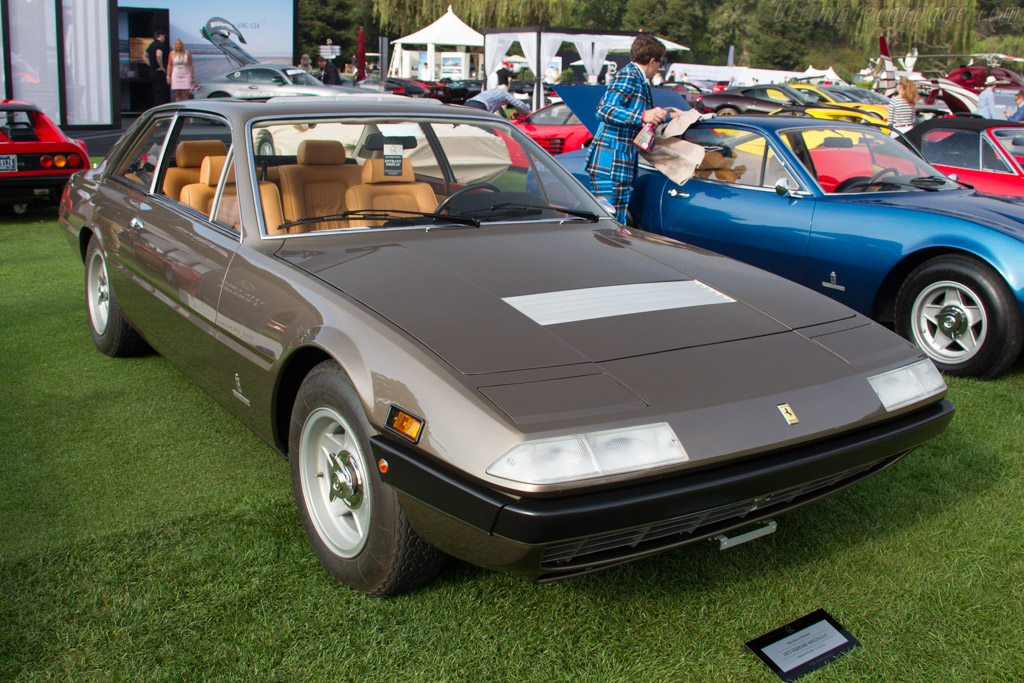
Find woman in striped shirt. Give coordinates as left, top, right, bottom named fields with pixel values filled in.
left=887, top=77, right=917, bottom=131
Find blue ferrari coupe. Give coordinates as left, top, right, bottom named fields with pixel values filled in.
left=557, top=97, right=1024, bottom=379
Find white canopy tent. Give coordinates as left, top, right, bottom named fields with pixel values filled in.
left=483, top=28, right=688, bottom=109
left=800, top=66, right=847, bottom=84
left=390, top=6, right=484, bottom=80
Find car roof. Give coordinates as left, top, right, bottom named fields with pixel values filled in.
left=141, top=96, right=488, bottom=128
left=904, top=115, right=1024, bottom=148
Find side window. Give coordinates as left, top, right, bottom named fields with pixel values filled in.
left=249, top=69, right=281, bottom=84
left=684, top=127, right=768, bottom=187
left=159, top=115, right=234, bottom=218
left=114, top=116, right=173, bottom=189
left=762, top=147, right=799, bottom=189
left=981, top=137, right=1012, bottom=173
left=921, top=129, right=979, bottom=169
left=212, top=157, right=240, bottom=231
left=226, top=70, right=246, bottom=82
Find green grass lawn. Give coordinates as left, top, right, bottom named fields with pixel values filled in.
left=2, top=209, right=1023, bottom=681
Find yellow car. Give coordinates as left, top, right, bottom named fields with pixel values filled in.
left=791, top=83, right=888, bottom=122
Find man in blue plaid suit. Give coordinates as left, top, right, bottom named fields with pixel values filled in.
left=585, top=34, right=668, bottom=224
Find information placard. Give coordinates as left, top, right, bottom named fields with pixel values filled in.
left=746, top=609, right=860, bottom=682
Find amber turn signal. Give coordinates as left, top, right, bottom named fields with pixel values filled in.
left=385, top=406, right=424, bottom=443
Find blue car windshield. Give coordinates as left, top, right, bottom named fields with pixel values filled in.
left=778, top=126, right=961, bottom=193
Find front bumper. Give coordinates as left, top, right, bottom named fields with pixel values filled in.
left=373, top=398, right=954, bottom=580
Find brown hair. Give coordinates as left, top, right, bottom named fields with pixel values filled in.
left=899, top=77, right=918, bottom=106
left=631, top=33, right=666, bottom=65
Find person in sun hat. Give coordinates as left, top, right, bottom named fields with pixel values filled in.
left=977, top=75, right=998, bottom=119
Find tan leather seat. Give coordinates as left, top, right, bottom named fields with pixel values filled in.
left=278, top=140, right=362, bottom=230
left=179, top=155, right=229, bottom=215
left=163, top=140, right=227, bottom=200
left=344, top=159, right=438, bottom=226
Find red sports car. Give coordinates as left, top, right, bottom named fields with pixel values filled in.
left=1, top=100, right=88, bottom=213
left=905, top=117, right=1024, bottom=197
left=513, top=102, right=591, bottom=155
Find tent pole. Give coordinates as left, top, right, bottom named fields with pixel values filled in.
left=535, top=29, right=542, bottom=111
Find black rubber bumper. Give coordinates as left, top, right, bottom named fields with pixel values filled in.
left=372, top=398, right=954, bottom=546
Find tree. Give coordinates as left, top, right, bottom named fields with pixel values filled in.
left=296, top=0, right=379, bottom=66
left=621, top=0, right=711, bottom=62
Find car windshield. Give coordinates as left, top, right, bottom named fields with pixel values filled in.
left=286, top=69, right=322, bottom=87
left=779, top=126, right=961, bottom=193
left=250, top=115, right=604, bottom=235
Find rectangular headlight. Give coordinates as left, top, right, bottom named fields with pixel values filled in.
left=486, top=423, right=688, bottom=485
left=868, top=360, right=946, bottom=412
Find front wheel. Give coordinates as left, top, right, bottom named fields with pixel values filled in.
left=289, top=360, right=445, bottom=596
left=895, top=255, right=1023, bottom=378
left=85, top=235, right=149, bottom=357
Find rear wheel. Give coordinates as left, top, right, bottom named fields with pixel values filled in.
left=85, top=235, right=148, bottom=357
left=895, top=255, right=1023, bottom=378
left=207, top=92, right=229, bottom=98
left=716, top=106, right=739, bottom=116
left=289, top=360, right=445, bottom=596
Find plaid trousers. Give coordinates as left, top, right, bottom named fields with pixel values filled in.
left=589, top=174, right=632, bottom=224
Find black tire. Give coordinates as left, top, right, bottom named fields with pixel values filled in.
left=85, top=235, right=149, bottom=357
left=256, top=132, right=275, bottom=157
left=895, top=255, right=1023, bottom=379
left=207, top=92, right=229, bottom=98
left=716, top=106, right=739, bottom=116
left=289, top=360, right=445, bottom=596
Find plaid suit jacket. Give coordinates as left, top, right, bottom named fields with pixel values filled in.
left=585, top=62, right=654, bottom=184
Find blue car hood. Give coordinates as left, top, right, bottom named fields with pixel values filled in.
left=846, top=190, right=1024, bottom=239
left=557, top=85, right=691, bottom=137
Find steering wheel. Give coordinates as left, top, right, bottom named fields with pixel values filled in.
left=436, top=183, right=501, bottom=213
left=833, top=175, right=871, bottom=193
left=866, top=166, right=901, bottom=186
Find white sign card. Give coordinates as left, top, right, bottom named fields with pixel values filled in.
left=746, top=609, right=861, bottom=682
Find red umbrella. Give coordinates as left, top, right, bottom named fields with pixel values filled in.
left=356, top=27, right=366, bottom=81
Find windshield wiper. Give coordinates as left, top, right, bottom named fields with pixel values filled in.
left=459, top=202, right=600, bottom=222
left=279, top=209, right=480, bottom=231
left=908, top=175, right=952, bottom=189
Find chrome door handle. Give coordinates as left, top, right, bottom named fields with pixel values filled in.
left=129, top=217, right=144, bottom=231
left=668, top=189, right=689, bottom=198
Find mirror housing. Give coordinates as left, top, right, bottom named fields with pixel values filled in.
left=775, top=177, right=795, bottom=197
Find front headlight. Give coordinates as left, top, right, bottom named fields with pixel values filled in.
left=486, top=423, right=688, bottom=485
left=868, top=360, right=946, bottom=412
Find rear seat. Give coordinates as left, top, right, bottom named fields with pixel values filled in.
left=162, top=140, right=227, bottom=200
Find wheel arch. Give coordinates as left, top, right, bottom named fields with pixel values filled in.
left=271, top=345, right=336, bottom=455
left=77, top=225, right=97, bottom=263
left=872, top=246, right=1015, bottom=324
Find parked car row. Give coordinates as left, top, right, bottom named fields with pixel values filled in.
left=555, top=88, right=1024, bottom=380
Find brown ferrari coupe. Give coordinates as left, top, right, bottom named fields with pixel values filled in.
left=59, top=96, right=953, bottom=596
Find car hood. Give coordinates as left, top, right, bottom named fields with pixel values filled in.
left=276, top=224, right=856, bottom=375
left=556, top=86, right=691, bottom=137
left=843, top=189, right=1024, bottom=239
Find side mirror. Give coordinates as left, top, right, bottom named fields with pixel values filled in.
left=948, top=173, right=959, bottom=182
left=775, top=177, right=796, bottom=197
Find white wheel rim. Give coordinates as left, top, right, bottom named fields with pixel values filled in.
left=299, top=406, right=372, bottom=558
left=910, top=279, right=987, bottom=365
left=86, top=249, right=110, bottom=335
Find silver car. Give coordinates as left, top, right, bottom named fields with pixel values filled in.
left=192, top=63, right=348, bottom=99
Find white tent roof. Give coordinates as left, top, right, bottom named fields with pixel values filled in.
left=802, top=66, right=846, bottom=83
left=394, top=6, right=483, bottom=47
